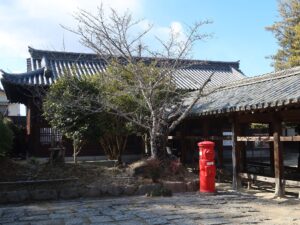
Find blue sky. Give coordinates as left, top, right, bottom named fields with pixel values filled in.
left=0, top=0, right=279, bottom=77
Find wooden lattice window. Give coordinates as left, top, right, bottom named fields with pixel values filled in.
left=40, top=127, right=62, bottom=145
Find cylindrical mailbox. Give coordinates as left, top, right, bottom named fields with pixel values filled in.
left=198, top=141, right=216, bottom=193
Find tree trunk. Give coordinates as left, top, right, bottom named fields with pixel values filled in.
left=116, top=135, right=127, bottom=165
left=142, top=133, right=150, bottom=156
left=72, top=138, right=83, bottom=164
left=99, top=135, right=127, bottom=164
left=73, top=140, right=78, bottom=164
left=150, top=131, right=168, bottom=159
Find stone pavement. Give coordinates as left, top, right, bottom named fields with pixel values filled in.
left=0, top=192, right=299, bottom=225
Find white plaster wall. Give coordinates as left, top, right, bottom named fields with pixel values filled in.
left=7, top=104, right=21, bottom=116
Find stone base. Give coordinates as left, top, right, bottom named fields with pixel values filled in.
left=0, top=179, right=200, bottom=204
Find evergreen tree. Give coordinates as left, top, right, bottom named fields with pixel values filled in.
left=266, top=0, right=300, bottom=70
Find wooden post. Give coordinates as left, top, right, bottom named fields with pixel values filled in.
left=216, top=127, right=224, bottom=168
left=239, top=124, right=246, bottom=172
left=232, top=117, right=242, bottom=190
left=272, top=116, right=285, bottom=197
left=25, top=103, right=31, bottom=159
left=179, top=123, right=187, bottom=164
left=26, top=102, right=31, bottom=135
left=269, top=123, right=275, bottom=175
left=298, top=143, right=300, bottom=171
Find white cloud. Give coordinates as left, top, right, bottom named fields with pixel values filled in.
left=0, top=30, right=45, bottom=58
left=154, top=21, right=186, bottom=43
left=170, top=22, right=183, bottom=35
left=0, top=0, right=142, bottom=72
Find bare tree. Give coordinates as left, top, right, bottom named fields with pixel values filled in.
left=65, top=6, right=215, bottom=159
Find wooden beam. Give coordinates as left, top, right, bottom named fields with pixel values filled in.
left=237, top=136, right=274, bottom=142
left=168, top=135, right=226, bottom=141
left=239, top=173, right=300, bottom=186
left=273, top=116, right=285, bottom=197
left=280, top=109, right=300, bottom=121
left=237, top=113, right=273, bottom=123
left=280, top=136, right=300, bottom=141
left=236, top=135, right=300, bottom=142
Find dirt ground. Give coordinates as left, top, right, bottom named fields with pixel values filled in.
left=1, top=157, right=299, bottom=197
left=0, top=158, right=198, bottom=191
left=0, top=158, right=300, bottom=224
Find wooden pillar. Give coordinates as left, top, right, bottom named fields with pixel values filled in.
left=25, top=101, right=33, bottom=158
left=272, top=116, right=285, bottom=197
left=216, top=125, right=224, bottom=168
left=232, top=117, right=242, bottom=190
left=239, top=124, right=247, bottom=172
left=297, top=125, right=300, bottom=171
left=269, top=123, right=275, bottom=175
left=26, top=104, right=31, bottom=135
left=179, top=123, right=187, bottom=163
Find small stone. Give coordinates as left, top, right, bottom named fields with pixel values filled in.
left=82, top=186, right=101, bottom=198
left=172, top=218, right=196, bottom=225
left=20, top=214, right=49, bottom=221
left=59, top=187, right=82, bottom=199
left=112, top=213, right=137, bottom=220
left=186, top=180, right=199, bottom=192
left=29, top=219, right=64, bottom=225
left=136, top=212, right=156, bottom=219
left=49, top=213, right=73, bottom=219
left=107, top=185, right=123, bottom=196
left=117, top=219, right=143, bottom=225
left=123, top=185, right=137, bottom=195
left=164, top=214, right=184, bottom=220
left=89, top=215, right=114, bottom=223
left=0, top=217, right=16, bottom=223
left=0, top=190, right=30, bottom=203
left=145, top=217, right=169, bottom=224
left=64, top=217, right=88, bottom=225
left=30, top=189, right=57, bottom=201
left=162, top=181, right=186, bottom=193
left=137, top=183, right=162, bottom=195
left=0, top=222, right=30, bottom=225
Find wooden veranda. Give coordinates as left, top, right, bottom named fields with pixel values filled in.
left=170, top=110, right=300, bottom=197
left=171, top=67, right=300, bottom=197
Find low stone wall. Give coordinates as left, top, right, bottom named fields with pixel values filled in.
left=0, top=179, right=199, bottom=204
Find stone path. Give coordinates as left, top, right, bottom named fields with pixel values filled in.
left=0, top=192, right=299, bottom=225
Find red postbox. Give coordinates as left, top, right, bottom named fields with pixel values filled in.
left=198, top=141, right=216, bottom=193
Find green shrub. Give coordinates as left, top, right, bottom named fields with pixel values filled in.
left=0, top=117, right=14, bottom=157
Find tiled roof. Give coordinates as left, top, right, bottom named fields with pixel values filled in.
left=1, top=47, right=245, bottom=89
left=190, top=66, right=300, bottom=115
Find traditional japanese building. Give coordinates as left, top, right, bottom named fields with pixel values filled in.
left=1, top=46, right=300, bottom=196
left=172, top=66, right=300, bottom=196
left=0, top=47, right=245, bottom=158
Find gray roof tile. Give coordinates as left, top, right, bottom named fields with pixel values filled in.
left=191, top=66, right=300, bottom=115
left=1, top=47, right=245, bottom=89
